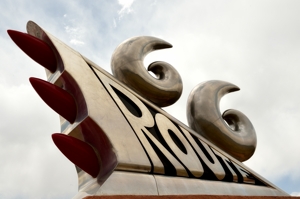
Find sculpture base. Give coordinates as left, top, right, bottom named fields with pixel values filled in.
left=84, top=195, right=294, bottom=199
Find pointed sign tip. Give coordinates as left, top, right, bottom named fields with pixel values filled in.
left=7, top=29, right=57, bottom=72
left=29, top=77, right=77, bottom=123
left=52, top=133, right=100, bottom=178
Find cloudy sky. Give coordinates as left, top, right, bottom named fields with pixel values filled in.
left=1, top=0, right=300, bottom=198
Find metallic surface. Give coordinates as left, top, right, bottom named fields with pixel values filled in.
left=179, top=127, right=226, bottom=180
left=27, top=21, right=152, bottom=181
left=186, top=80, right=257, bottom=162
left=111, top=36, right=183, bottom=107
left=20, top=21, right=288, bottom=197
left=92, top=67, right=188, bottom=177
left=73, top=171, right=288, bottom=198
left=155, top=113, right=204, bottom=177
left=89, top=58, right=284, bottom=195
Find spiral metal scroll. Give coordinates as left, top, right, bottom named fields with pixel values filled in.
left=111, top=36, right=183, bottom=107
left=187, top=80, right=257, bottom=162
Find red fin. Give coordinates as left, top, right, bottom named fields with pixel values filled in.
left=52, top=133, right=100, bottom=178
left=29, top=77, right=77, bottom=123
left=7, top=30, right=57, bottom=72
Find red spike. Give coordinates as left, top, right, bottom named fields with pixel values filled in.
left=7, top=30, right=57, bottom=72
left=29, top=77, right=77, bottom=123
left=52, top=133, right=100, bottom=178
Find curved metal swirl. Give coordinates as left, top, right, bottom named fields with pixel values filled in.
left=187, top=80, right=257, bottom=162
left=111, top=36, right=183, bottom=107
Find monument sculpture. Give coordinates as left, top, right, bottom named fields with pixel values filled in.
left=7, top=21, right=289, bottom=198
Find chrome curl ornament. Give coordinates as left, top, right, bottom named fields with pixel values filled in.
left=187, top=80, right=257, bottom=162
left=111, top=36, right=183, bottom=107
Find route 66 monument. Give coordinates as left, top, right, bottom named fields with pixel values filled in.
left=8, top=21, right=290, bottom=198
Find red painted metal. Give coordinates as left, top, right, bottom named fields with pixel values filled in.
left=7, top=30, right=57, bottom=72
left=29, top=77, right=77, bottom=123
left=80, top=117, right=118, bottom=184
left=52, top=133, right=100, bottom=178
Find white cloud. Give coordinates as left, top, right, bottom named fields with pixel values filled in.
left=2, top=0, right=300, bottom=197
left=118, top=0, right=135, bottom=18
left=291, top=192, right=300, bottom=196
left=0, top=83, right=77, bottom=198
left=70, top=39, right=85, bottom=46
left=64, top=22, right=85, bottom=46
left=113, top=19, right=117, bottom=28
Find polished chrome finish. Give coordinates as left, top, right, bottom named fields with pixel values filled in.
left=96, top=171, right=158, bottom=195
left=212, top=149, right=239, bottom=182
left=73, top=171, right=289, bottom=198
left=91, top=63, right=286, bottom=195
left=180, top=127, right=226, bottom=180
left=26, top=21, right=152, bottom=183
left=93, top=69, right=187, bottom=176
left=154, top=174, right=287, bottom=196
left=187, top=80, right=257, bottom=162
left=155, top=113, right=204, bottom=177
left=111, top=36, right=183, bottom=107
left=18, top=21, right=288, bottom=197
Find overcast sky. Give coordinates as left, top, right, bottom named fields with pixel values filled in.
left=1, top=0, right=300, bottom=198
